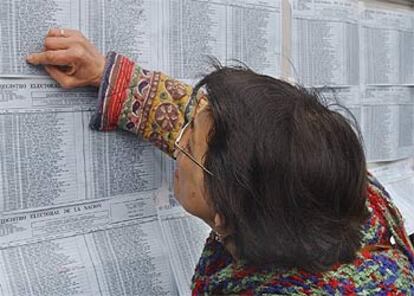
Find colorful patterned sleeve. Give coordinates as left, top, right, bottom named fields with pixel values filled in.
left=90, top=52, right=206, bottom=157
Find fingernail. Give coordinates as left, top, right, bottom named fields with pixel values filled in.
left=26, top=55, right=33, bottom=63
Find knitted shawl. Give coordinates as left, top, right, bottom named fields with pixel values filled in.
left=191, top=175, right=414, bottom=295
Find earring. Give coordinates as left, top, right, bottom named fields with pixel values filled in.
left=212, top=230, right=223, bottom=242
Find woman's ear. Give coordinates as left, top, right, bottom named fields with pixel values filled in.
left=213, top=213, right=228, bottom=240
left=214, top=213, right=225, bottom=230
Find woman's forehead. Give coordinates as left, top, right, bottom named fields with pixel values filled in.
left=192, top=106, right=212, bottom=146
left=192, top=90, right=209, bottom=116
left=190, top=90, right=209, bottom=124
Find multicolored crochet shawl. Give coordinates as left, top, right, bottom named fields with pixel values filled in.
left=190, top=175, right=414, bottom=295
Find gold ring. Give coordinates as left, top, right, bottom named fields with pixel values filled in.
left=60, top=29, right=65, bottom=37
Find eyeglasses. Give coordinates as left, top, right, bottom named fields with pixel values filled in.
left=174, top=119, right=214, bottom=176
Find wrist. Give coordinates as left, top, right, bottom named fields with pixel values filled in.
left=91, top=55, right=105, bottom=87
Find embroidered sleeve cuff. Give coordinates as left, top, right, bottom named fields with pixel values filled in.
left=89, top=51, right=207, bottom=157
left=90, top=51, right=136, bottom=131
left=114, top=64, right=200, bottom=156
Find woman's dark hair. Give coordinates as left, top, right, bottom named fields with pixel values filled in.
left=193, top=64, right=369, bottom=273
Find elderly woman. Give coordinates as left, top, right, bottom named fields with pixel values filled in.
left=27, top=29, right=414, bottom=295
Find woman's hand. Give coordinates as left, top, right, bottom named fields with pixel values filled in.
left=26, top=28, right=105, bottom=89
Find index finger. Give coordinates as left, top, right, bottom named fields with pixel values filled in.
left=26, top=50, right=71, bottom=66
left=47, top=28, right=81, bottom=38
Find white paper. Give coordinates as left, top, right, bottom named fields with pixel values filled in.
left=361, top=86, right=414, bottom=162
left=0, top=80, right=162, bottom=211
left=318, top=85, right=414, bottom=162
left=0, top=78, right=173, bottom=295
left=0, top=201, right=176, bottom=295
left=158, top=206, right=210, bottom=296
left=164, top=0, right=281, bottom=79
left=0, top=0, right=81, bottom=77
left=291, top=0, right=360, bottom=86
left=0, top=0, right=281, bottom=79
left=360, top=5, right=414, bottom=85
